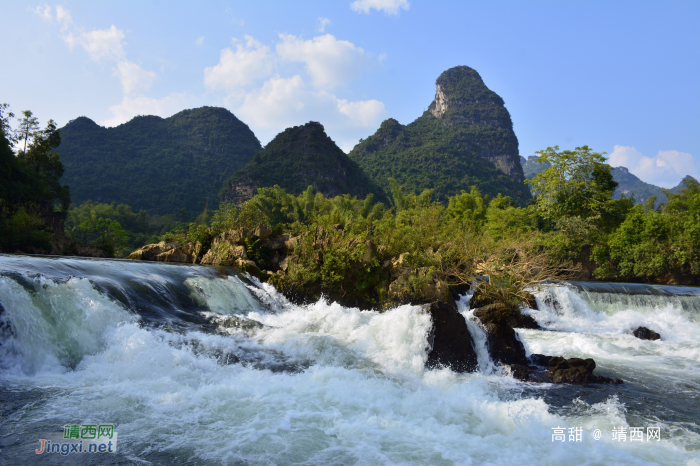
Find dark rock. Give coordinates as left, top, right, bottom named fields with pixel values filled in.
left=470, top=285, right=496, bottom=309
left=522, top=292, right=538, bottom=311
left=529, top=353, right=553, bottom=367
left=473, top=303, right=540, bottom=330
left=425, top=301, right=478, bottom=373
left=591, top=375, right=624, bottom=385
left=509, top=364, right=530, bottom=381
left=473, top=303, right=529, bottom=366
left=633, top=326, right=660, bottom=341
left=531, top=355, right=624, bottom=385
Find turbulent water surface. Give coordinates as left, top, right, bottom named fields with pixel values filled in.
left=0, top=255, right=698, bottom=465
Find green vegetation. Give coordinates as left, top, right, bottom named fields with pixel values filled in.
left=593, top=181, right=700, bottom=281
left=57, top=106, right=262, bottom=216
left=65, top=200, right=188, bottom=257
left=349, top=66, right=531, bottom=207
left=220, top=121, right=387, bottom=204
left=162, top=183, right=565, bottom=307
left=153, top=142, right=698, bottom=308
left=0, top=104, right=71, bottom=253
left=521, top=153, right=693, bottom=207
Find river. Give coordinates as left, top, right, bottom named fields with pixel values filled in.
left=0, top=255, right=698, bottom=465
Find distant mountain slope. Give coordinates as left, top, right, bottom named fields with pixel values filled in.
left=348, top=66, right=531, bottom=206
left=520, top=155, right=696, bottom=205
left=220, top=122, right=387, bottom=204
left=57, top=107, right=261, bottom=216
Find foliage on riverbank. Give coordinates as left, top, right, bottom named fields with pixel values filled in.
left=157, top=145, right=700, bottom=301
left=0, top=104, right=71, bottom=253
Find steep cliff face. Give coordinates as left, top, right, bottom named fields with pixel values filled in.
left=350, top=66, right=530, bottom=205
left=220, top=122, right=386, bottom=204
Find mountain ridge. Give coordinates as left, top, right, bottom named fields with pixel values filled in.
left=57, top=106, right=261, bottom=216
left=348, top=66, right=531, bottom=205
left=220, top=121, right=387, bottom=204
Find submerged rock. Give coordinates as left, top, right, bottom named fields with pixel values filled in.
left=424, top=301, right=478, bottom=373
left=633, top=326, right=661, bottom=341
left=529, top=354, right=623, bottom=385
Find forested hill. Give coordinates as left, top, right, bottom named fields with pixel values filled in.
left=348, top=66, right=531, bottom=206
left=220, top=121, right=387, bottom=204
left=57, top=107, right=261, bottom=216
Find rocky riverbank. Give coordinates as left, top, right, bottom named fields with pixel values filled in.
left=127, top=224, right=627, bottom=385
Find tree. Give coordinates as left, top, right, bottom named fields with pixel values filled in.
left=15, top=110, right=40, bottom=153
left=526, top=145, right=618, bottom=221
left=17, top=118, right=70, bottom=211
left=0, top=103, right=15, bottom=142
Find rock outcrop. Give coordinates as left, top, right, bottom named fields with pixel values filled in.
left=529, top=354, right=624, bottom=385
left=127, top=240, right=198, bottom=263
left=472, top=303, right=529, bottom=367
left=349, top=65, right=531, bottom=206
left=633, top=326, right=661, bottom=341
left=424, top=301, right=478, bottom=373
left=388, top=267, right=454, bottom=306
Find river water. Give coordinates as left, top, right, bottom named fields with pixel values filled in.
left=0, top=255, right=698, bottom=465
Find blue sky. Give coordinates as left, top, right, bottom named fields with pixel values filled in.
left=1, top=0, right=698, bottom=187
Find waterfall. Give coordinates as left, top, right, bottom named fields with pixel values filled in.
left=0, top=254, right=697, bottom=465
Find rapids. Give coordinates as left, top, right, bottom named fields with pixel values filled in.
left=0, top=254, right=698, bottom=465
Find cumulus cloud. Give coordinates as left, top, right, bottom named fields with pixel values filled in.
left=115, top=60, right=157, bottom=95
left=204, top=35, right=274, bottom=90
left=276, top=33, right=371, bottom=89
left=64, top=25, right=126, bottom=62
left=236, top=75, right=387, bottom=150
left=350, top=0, right=410, bottom=15
left=608, top=145, right=698, bottom=188
left=102, top=93, right=197, bottom=127
left=317, top=17, right=332, bottom=32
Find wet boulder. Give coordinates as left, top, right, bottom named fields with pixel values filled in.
left=424, top=301, right=478, bottom=373
left=473, top=303, right=529, bottom=367
left=529, top=354, right=624, bottom=385
left=633, top=326, right=661, bottom=341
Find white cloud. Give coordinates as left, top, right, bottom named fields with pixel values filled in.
left=608, top=145, right=642, bottom=168
left=203, top=35, right=274, bottom=90
left=115, top=60, right=157, bottom=95
left=236, top=75, right=387, bottom=150
left=317, top=17, right=332, bottom=32
left=350, top=0, right=410, bottom=15
left=55, top=5, right=72, bottom=30
left=102, top=93, right=197, bottom=127
left=32, top=4, right=53, bottom=22
left=608, top=145, right=697, bottom=188
left=195, top=36, right=204, bottom=46
left=276, top=33, right=371, bottom=89
left=64, top=25, right=126, bottom=62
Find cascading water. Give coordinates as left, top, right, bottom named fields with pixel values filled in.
left=0, top=255, right=698, bottom=465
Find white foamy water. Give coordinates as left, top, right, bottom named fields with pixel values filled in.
left=0, top=258, right=698, bottom=465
